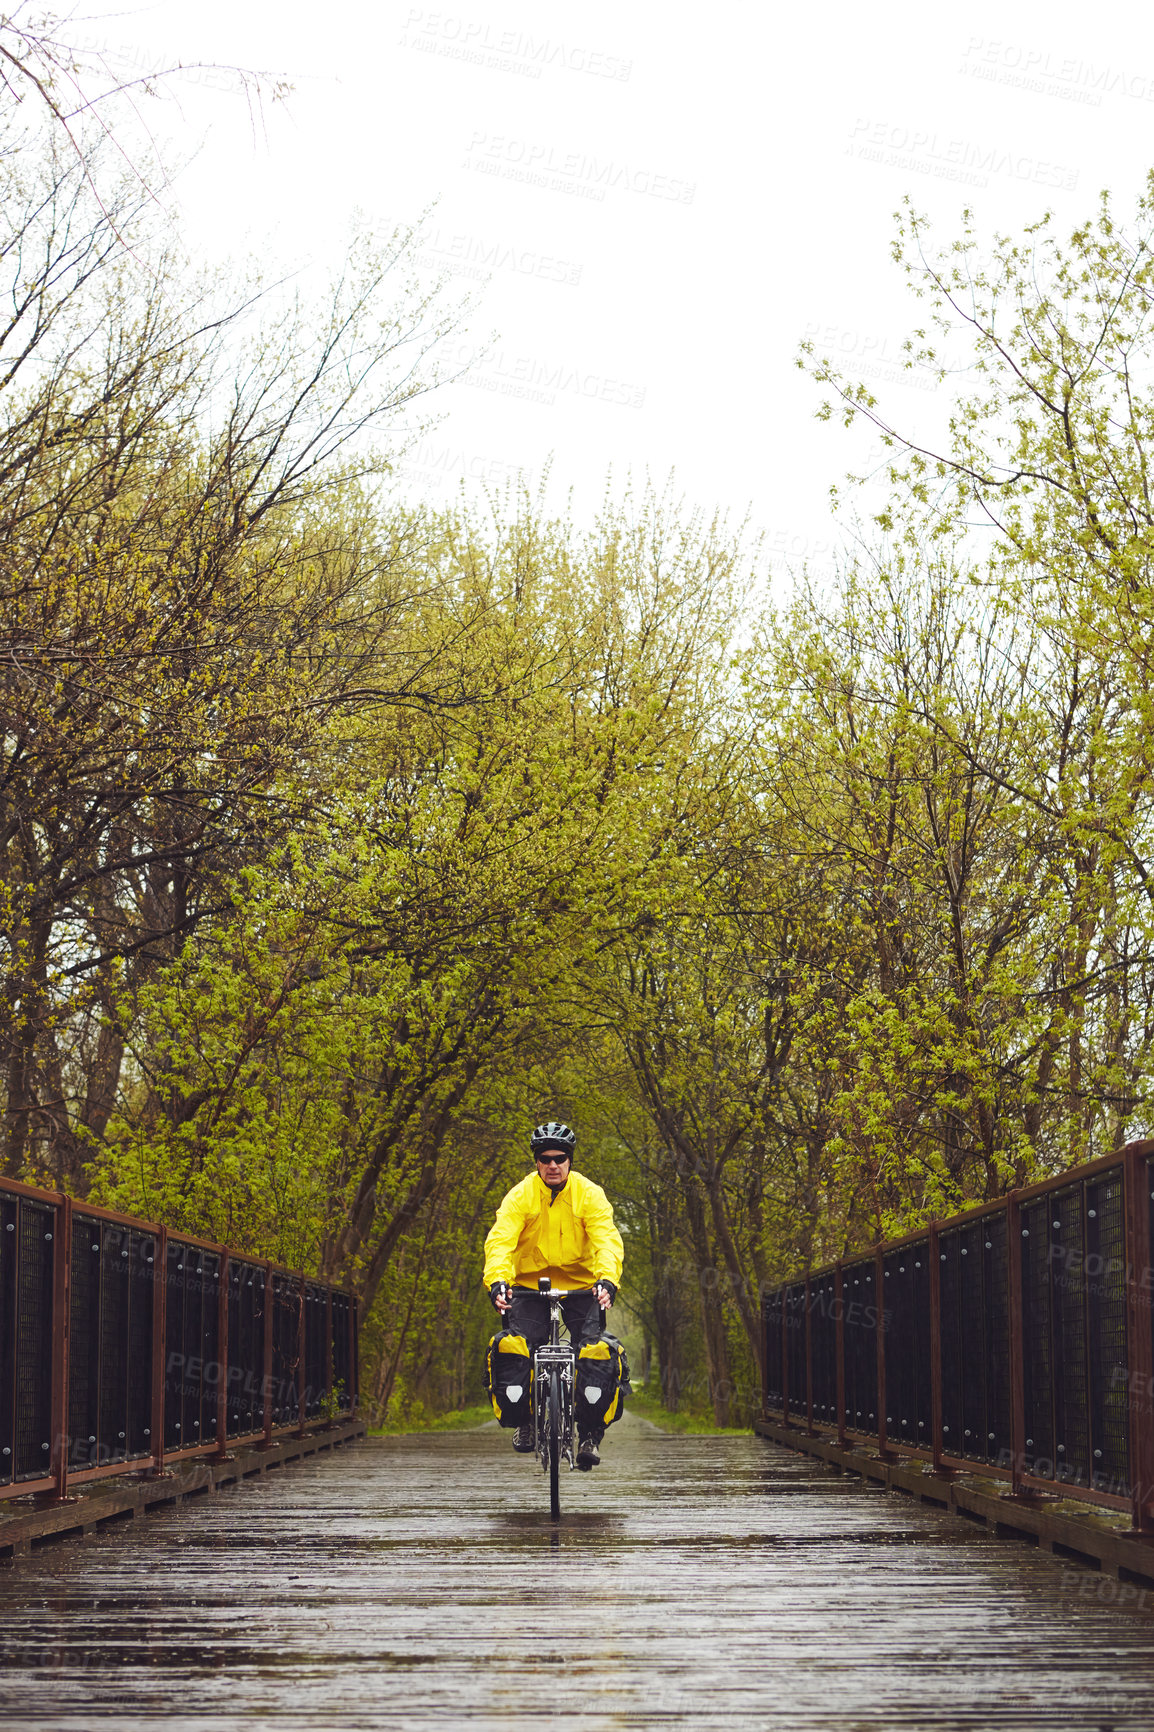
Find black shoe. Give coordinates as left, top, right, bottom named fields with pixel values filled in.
left=576, top=1435, right=601, bottom=1470
left=511, top=1425, right=535, bottom=1453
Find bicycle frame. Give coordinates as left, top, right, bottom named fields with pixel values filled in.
left=533, top=1286, right=577, bottom=1479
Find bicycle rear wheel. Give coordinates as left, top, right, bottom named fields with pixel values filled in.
left=548, top=1367, right=561, bottom=1519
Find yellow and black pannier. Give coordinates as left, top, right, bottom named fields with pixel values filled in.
left=576, top=1333, right=631, bottom=1430
left=485, top=1330, right=533, bottom=1428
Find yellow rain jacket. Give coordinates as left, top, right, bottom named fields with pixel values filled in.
left=483, top=1169, right=624, bottom=1292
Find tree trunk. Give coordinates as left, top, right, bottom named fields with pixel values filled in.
left=653, top=1254, right=685, bottom=1412
left=683, top=1174, right=732, bottom=1426
left=704, top=1169, right=762, bottom=1373
left=4, top=916, right=49, bottom=1179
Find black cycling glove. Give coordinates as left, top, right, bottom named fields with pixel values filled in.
left=489, top=1280, right=510, bottom=1311
left=595, top=1278, right=617, bottom=1304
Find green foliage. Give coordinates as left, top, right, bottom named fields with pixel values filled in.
left=629, top=1384, right=749, bottom=1434
left=370, top=1403, right=494, bottom=1436
left=13, top=101, right=1154, bottom=1430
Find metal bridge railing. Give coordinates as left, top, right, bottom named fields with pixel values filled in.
left=0, top=1175, right=359, bottom=1501
left=762, top=1138, right=1154, bottom=1533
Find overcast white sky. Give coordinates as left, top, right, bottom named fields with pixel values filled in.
left=68, top=0, right=1154, bottom=579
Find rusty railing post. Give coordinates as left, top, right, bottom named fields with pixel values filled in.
left=1124, top=1142, right=1154, bottom=1533
left=835, top=1261, right=846, bottom=1446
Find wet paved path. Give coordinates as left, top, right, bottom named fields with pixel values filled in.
left=1, top=1414, right=1153, bottom=1728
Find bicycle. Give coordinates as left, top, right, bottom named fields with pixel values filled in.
left=491, top=1276, right=615, bottom=1517
left=526, top=1274, right=575, bottom=1517
left=529, top=1277, right=587, bottom=1519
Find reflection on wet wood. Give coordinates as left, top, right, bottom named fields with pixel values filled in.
left=0, top=1414, right=1152, bottom=1729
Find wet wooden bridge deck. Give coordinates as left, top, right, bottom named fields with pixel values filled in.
left=0, top=1413, right=1152, bottom=1729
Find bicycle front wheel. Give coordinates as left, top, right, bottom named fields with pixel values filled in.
left=548, top=1367, right=561, bottom=1519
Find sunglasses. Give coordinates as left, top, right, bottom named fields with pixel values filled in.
left=535, top=1154, right=569, bottom=1165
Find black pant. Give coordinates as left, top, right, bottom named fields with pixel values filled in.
left=507, top=1288, right=602, bottom=1351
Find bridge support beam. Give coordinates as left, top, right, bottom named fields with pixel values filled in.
left=755, top=1415, right=1154, bottom=1591
left=0, top=1418, right=365, bottom=1563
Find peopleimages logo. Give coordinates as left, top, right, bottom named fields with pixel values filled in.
left=416, top=226, right=583, bottom=288
left=961, top=36, right=1154, bottom=104
left=848, top=118, right=1078, bottom=191
left=400, top=9, right=632, bottom=81
left=398, top=441, right=534, bottom=489
left=442, top=338, right=647, bottom=409
left=464, top=132, right=696, bottom=205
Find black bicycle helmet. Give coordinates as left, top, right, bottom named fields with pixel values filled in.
left=530, top=1120, right=576, bottom=1157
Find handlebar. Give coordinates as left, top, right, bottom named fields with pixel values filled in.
left=496, top=1283, right=611, bottom=1305
left=513, top=1284, right=599, bottom=1298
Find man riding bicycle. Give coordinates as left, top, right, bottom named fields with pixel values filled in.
left=483, top=1120, right=624, bottom=1469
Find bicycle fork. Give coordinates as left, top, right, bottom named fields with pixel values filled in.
left=534, top=1344, right=575, bottom=1470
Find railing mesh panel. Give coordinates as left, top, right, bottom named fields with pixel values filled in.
left=331, top=1291, right=353, bottom=1412
left=69, top=1219, right=157, bottom=1471
left=1051, top=1184, right=1091, bottom=1484
left=763, top=1290, right=783, bottom=1409
left=957, top=1222, right=986, bottom=1454
left=882, top=1241, right=932, bottom=1448
left=164, top=1239, right=188, bottom=1451
left=15, top=1200, right=56, bottom=1480
left=1085, top=1169, right=1129, bottom=1494
left=1018, top=1170, right=1129, bottom=1491
left=984, top=1210, right=1012, bottom=1462
left=164, top=1241, right=219, bottom=1451
left=98, top=1225, right=132, bottom=1465
left=784, top=1283, right=807, bottom=1419
left=128, top=1231, right=156, bottom=1458
left=939, top=1226, right=962, bottom=1449
left=939, top=1211, right=1010, bottom=1464
left=271, top=1273, right=301, bottom=1426
left=68, top=1216, right=101, bottom=1469
left=1148, top=1155, right=1154, bottom=1473
left=810, top=1272, right=838, bottom=1428
left=1021, top=1195, right=1055, bottom=1474
left=227, top=1260, right=265, bottom=1438
left=197, top=1249, right=221, bottom=1449
left=0, top=1185, right=355, bottom=1501
left=0, top=1193, right=17, bottom=1485
left=842, top=1260, right=877, bottom=1433
left=760, top=1156, right=1145, bottom=1509
left=303, top=1285, right=328, bottom=1419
